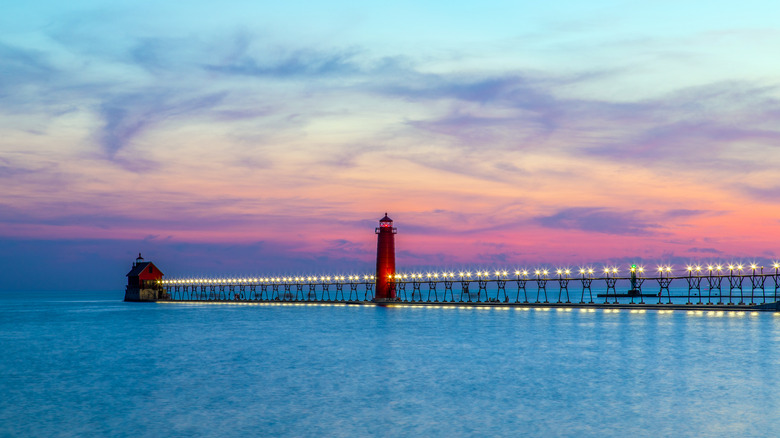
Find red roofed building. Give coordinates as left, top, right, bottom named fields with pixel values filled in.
left=125, top=254, right=167, bottom=301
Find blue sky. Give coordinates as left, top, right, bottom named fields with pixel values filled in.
left=2, top=1, right=780, bottom=290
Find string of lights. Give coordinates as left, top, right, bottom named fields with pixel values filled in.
left=159, top=262, right=780, bottom=285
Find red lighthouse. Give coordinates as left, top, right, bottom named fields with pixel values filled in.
left=375, top=213, right=397, bottom=301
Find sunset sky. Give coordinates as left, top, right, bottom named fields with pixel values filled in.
left=2, top=1, right=780, bottom=290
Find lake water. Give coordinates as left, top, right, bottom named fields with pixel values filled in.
left=2, top=291, right=779, bottom=437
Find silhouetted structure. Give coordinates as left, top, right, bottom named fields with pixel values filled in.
left=374, top=213, right=397, bottom=301
left=124, top=253, right=166, bottom=301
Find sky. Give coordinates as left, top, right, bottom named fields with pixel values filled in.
left=2, top=0, right=780, bottom=290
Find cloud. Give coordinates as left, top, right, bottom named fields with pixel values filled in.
left=534, top=207, right=660, bottom=235
left=663, top=209, right=713, bottom=218
left=0, top=42, right=56, bottom=89
left=204, top=48, right=363, bottom=78
left=98, top=91, right=228, bottom=156
left=687, top=247, right=723, bottom=254
left=743, top=186, right=780, bottom=202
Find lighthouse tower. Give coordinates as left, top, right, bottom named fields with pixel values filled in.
left=375, top=213, right=397, bottom=301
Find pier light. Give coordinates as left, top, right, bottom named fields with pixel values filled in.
left=556, top=269, right=563, bottom=275
left=774, top=262, right=780, bottom=270
left=737, top=264, right=744, bottom=271
left=542, top=269, right=549, bottom=276
left=605, top=267, right=612, bottom=274
left=565, top=269, right=570, bottom=275
left=535, top=269, right=541, bottom=276
left=638, top=267, right=645, bottom=273
left=687, top=266, right=693, bottom=272
left=665, top=266, right=672, bottom=273
left=466, top=272, right=472, bottom=278
left=502, top=270, right=508, bottom=276
left=434, top=273, right=440, bottom=279
left=579, top=268, right=585, bottom=274
left=326, top=276, right=331, bottom=281
left=716, top=265, right=723, bottom=272
left=459, top=272, right=465, bottom=277
left=370, top=275, right=375, bottom=280
left=695, top=266, right=701, bottom=272
left=611, top=267, right=618, bottom=274
left=658, top=266, right=664, bottom=273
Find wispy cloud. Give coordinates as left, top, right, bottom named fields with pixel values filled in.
left=204, top=48, right=363, bottom=77
left=97, top=91, right=228, bottom=156
left=534, top=207, right=661, bottom=235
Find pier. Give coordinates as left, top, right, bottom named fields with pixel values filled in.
left=155, top=271, right=780, bottom=311
left=128, top=214, right=780, bottom=311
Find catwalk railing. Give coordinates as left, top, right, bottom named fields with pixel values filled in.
left=159, top=271, right=780, bottom=305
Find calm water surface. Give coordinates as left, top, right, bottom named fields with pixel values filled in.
left=1, top=291, right=779, bottom=437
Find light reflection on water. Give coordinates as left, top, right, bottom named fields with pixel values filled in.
left=1, top=291, right=779, bottom=437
